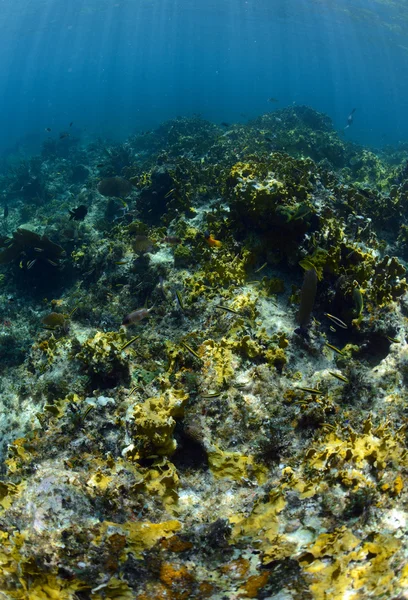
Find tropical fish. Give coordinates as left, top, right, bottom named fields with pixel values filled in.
left=164, top=188, right=176, bottom=199
left=386, top=335, right=400, bottom=343
left=324, top=313, right=348, bottom=329
left=121, top=336, right=140, bottom=351
left=325, top=342, right=344, bottom=355
left=215, top=305, right=243, bottom=317
left=204, top=231, right=222, bottom=248
left=161, top=235, right=182, bottom=245
left=201, top=392, right=221, bottom=398
left=181, top=341, right=201, bottom=360
left=133, top=235, right=154, bottom=253
left=69, top=205, right=88, bottom=221
left=353, top=285, right=364, bottom=316
left=175, top=290, right=185, bottom=311
left=344, top=108, right=356, bottom=130
left=41, top=312, right=66, bottom=328
left=122, top=306, right=154, bottom=326
left=296, top=386, right=325, bottom=395
left=254, top=262, right=267, bottom=273
left=328, top=371, right=349, bottom=383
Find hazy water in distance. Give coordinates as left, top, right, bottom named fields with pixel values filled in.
left=1, top=0, right=408, bottom=156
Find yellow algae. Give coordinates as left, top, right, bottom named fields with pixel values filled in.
left=143, top=458, right=180, bottom=509
left=91, top=577, right=134, bottom=600
left=122, top=520, right=181, bottom=558
left=0, top=481, right=21, bottom=510
left=87, top=469, right=113, bottom=491
left=201, top=338, right=237, bottom=386
left=5, top=438, right=33, bottom=474
left=306, top=420, right=405, bottom=476
left=350, top=533, right=401, bottom=596
left=393, top=474, right=404, bottom=495
left=208, top=446, right=267, bottom=483
left=129, top=388, right=189, bottom=457
left=230, top=492, right=286, bottom=559
left=400, top=563, right=408, bottom=587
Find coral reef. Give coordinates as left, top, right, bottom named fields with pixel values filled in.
left=0, top=107, right=407, bottom=599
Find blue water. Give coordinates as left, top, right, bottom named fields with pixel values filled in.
left=1, top=0, right=408, bottom=157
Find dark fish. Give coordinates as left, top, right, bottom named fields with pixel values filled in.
left=59, top=132, right=70, bottom=140
left=297, top=268, right=317, bottom=327
left=263, top=136, right=273, bottom=143
left=345, top=108, right=356, bottom=130
left=3, top=204, right=8, bottom=219
left=133, top=235, right=154, bottom=253
left=267, top=97, right=279, bottom=103
left=220, top=122, right=230, bottom=128
left=42, top=312, right=66, bottom=328
left=69, top=205, right=88, bottom=221
left=69, top=122, right=73, bottom=127
left=45, top=127, right=52, bottom=132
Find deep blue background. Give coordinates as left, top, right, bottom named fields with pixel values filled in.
left=1, top=0, right=408, bottom=156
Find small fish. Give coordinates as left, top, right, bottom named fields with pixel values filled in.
left=69, top=205, right=88, bottom=221
left=69, top=121, right=73, bottom=127
left=330, top=326, right=336, bottom=333
left=267, top=97, right=279, bottom=103
left=27, top=259, right=37, bottom=270
left=34, top=247, right=44, bottom=253
left=263, top=136, right=273, bottom=143
left=115, top=261, right=128, bottom=265
left=45, top=127, right=52, bottom=132
left=120, top=336, right=140, bottom=351
left=97, top=163, right=105, bottom=168
left=296, top=386, right=325, bottom=395
left=254, top=262, right=267, bottom=274
left=325, top=342, right=344, bottom=355
left=161, top=235, right=182, bottom=245
left=353, top=285, right=364, bottom=316
left=3, top=204, right=8, bottom=219
left=220, top=122, right=230, bottom=128
left=204, top=230, right=222, bottom=248
left=164, top=188, right=176, bottom=199
left=215, top=305, right=243, bottom=317
left=46, top=259, right=58, bottom=267
left=201, top=392, right=221, bottom=398
left=81, top=404, right=94, bottom=421
left=328, top=371, right=349, bottom=383
left=181, top=341, right=201, bottom=360
left=344, top=108, right=356, bottom=130
left=324, top=313, right=348, bottom=329
left=59, top=132, right=70, bottom=140
left=175, top=290, right=184, bottom=311
left=386, top=335, right=400, bottom=343
left=122, top=306, right=154, bottom=326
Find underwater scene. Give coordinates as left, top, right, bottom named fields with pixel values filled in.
left=1, top=0, right=408, bottom=598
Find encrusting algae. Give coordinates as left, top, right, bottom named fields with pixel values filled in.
left=0, top=107, right=406, bottom=598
